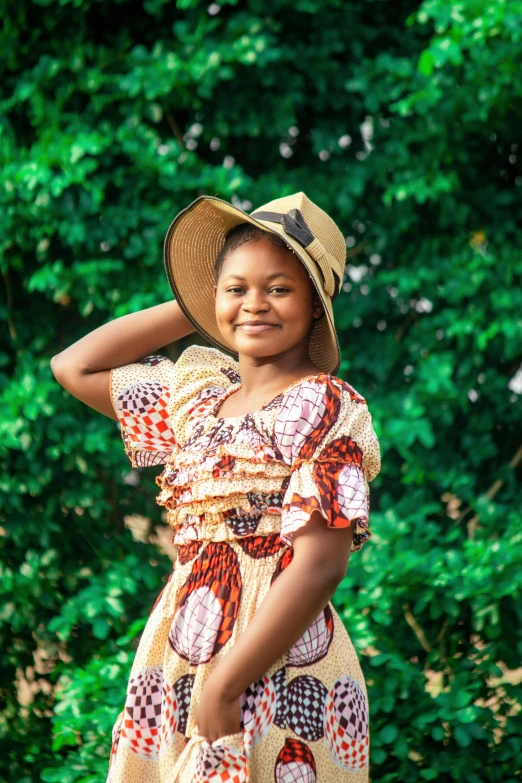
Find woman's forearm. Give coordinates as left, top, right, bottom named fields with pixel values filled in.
left=208, top=558, right=341, bottom=702
left=52, top=299, right=194, bottom=374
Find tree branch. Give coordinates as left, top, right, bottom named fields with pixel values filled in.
left=403, top=603, right=433, bottom=652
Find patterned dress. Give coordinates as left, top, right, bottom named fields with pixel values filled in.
left=107, top=345, right=381, bottom=783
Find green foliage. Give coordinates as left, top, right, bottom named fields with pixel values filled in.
left=1, top=0, right=521, bottom=780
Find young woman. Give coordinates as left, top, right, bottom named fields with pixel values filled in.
left=51, top=192, right=381, bottom=783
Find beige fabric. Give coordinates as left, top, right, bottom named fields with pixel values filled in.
left=106, top=346, right=381, bottom=782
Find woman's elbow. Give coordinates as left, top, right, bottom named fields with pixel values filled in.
left=50, top=354, right=81, bottom=388
left=50, top=354, right=64, bottom=382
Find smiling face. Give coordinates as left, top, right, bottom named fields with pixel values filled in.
left=213, top=233, right=324, bottom=365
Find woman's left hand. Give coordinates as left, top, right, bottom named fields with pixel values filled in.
left=194, top=677, right=242, bottom=745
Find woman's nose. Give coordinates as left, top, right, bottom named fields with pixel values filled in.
left=242, top=292, right=270, bottom=311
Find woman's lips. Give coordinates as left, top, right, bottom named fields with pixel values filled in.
left=236, top=323, right=279, bottom=334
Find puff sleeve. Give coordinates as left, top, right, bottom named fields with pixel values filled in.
left=110, top=345, right=240, bottom=467
left=274, top=375, right=381, bottom=552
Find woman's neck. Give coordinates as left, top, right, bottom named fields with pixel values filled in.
left=235, top=351, right=322, bottom=399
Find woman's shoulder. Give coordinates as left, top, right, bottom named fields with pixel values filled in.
left=109, top=345, right=240, bottom=426
left=278, top=371, right=368, bottom=409
left=110, top=344, right=239, bottom=398
left=175, top=344, right=240, bottom=384
left=273, top=370, right=378, bottom=472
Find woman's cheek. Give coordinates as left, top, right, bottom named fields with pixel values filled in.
left=215, top=300, right=239, bottom=341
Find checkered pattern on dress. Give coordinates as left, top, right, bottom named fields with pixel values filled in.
left=168, top=542, right=242, bottom=665
left=106, top=710, right=124, bottom=783
left=240, top=674, right=277, bottom=753
left=158, top=677, right=178, bottom=753
left=194, top=741, right=249, bottom=783
left=173, top=673, right=195, bottom=735
left=236, top=414, right=268, bottom=448
left=106, top=345, right=382, bottom=783
left=275, top=738, right=317, bottom=782
left=223, top=506, right=263, bottom=537
left=120, top=666, right=164, bottom=759
left=169, top=586, right=223, bottom=665
left=137, top=355, right=168, bottom=366
left=235, top=531, right=283, bottom=559
left=207, top=420, right=235, bottom=448
left=115, top=381, right=176, bottom=466
left=271, top=667, right=288, bottom=729
left=177, top=541, right=204, bottom=565
left=286, top=675, right=328, bottom=741
left=220, top=365, right=241, bottom=384
left=336, top=465, right=368, bottom=518
left=274, top=382, right=327, bottom=464
left=247, top=490, right=285, bottom=513
left=324, top=676, right=369, bottom=770
left=187, top=386, right=230, bottom=427
left=287, top=603, right=334, bottom=667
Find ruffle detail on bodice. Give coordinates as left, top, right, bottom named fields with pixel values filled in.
left=162, top=440, right=285, bottom=468
left=170, top=510, right=284, bottom=546
left=160, top=480, right=288, bottom=520
left=157, top=470, right=289, bottom=504
left=159, top=443, right=287, bottom=481
left=111, top=345, right=381, bottom=553
left=156, top=446, right=288, bottom=506
left=155, top=443, right=291, bottom=539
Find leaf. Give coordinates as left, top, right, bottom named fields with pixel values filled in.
left=454, top=725, right=472, bottom=748
left=418, top=49, right=434, bottom=76
left=379, top=724, right=399, bottom=744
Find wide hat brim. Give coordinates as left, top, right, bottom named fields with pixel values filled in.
left=163, top=195, right=341, bottom=375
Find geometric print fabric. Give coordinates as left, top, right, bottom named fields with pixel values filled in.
left=119, top=666, right=177, bottom=760
left=106, top=537, right=371, bottom=782
left=110, top=344, right=381, bottom=553
left=115, top=380, right=176, bottom=467
left=324, top=677, right=370, bottom=771
left=107, top=345, right=380, bottom=782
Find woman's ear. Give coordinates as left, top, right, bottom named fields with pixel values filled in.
left=312, top=294, right=325, bottom=320
left=213, top=284, right=217, bottom=299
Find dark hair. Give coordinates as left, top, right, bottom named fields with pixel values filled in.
left=214, top=222, right=295, bottom=283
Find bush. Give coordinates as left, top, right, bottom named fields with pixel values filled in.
left=1, top=0, right=521, bottom=780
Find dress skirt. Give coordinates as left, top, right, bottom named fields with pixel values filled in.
left=106, top=534, right=370, bottom=783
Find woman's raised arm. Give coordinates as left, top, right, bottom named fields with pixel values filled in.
left=50, top=300, right=195, bottom=420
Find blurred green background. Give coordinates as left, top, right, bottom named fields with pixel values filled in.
left=1, top=0, right=521, bottom=780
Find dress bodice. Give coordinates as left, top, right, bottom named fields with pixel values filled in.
left=110, top=345, right=381, bottom=552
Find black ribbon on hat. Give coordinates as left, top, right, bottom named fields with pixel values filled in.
left=250, top=207, right=341, bottom=300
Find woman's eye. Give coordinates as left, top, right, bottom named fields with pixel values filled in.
left=225, top=286, right=289, bottom=294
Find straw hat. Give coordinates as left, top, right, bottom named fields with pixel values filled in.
left=163, top=192, right=347, bottom=375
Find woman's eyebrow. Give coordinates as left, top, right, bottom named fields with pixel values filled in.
left=222, top=272, right=295, bottom=282
left=266, top=272, right=294, bottom=281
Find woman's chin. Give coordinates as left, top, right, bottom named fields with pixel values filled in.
left=218, top=330, right=297, bottom=360
left=232, top=335, right=284, bottom=358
